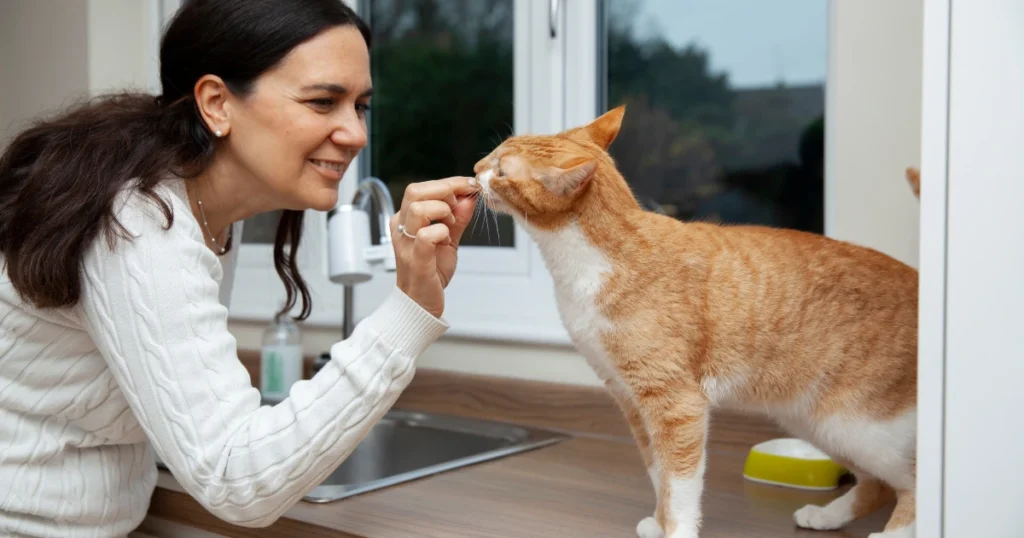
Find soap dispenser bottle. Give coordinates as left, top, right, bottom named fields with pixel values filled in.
left=260, top=312, right=303, bottom=404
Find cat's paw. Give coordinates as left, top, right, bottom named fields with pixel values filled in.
left=636, top=516, right=664, bottom=538
left=794, top=503, right=847, bottom=530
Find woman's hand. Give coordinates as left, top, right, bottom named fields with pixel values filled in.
left=390, top=177, right=479, bottom=318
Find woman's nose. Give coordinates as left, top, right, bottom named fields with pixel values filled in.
left=329, top=116, right=367, bottom=149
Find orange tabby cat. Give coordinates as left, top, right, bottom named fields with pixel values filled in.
left=472, top=106, right=918, bottom=538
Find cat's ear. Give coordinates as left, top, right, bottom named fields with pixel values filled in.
left=567, top=105, right=625, bottom=150
left=542, top=158, right=596, bottom=196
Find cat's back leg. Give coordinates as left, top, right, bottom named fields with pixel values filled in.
left=869, top=488, right=915, bottom=538
left=790, top=409, right=917, bottom=536
left=794, top=462, right=894, bottom=530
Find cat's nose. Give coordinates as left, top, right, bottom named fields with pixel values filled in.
left=473, top=156, right=493, bottom=174
left=474, top=169, right=494, bottom=189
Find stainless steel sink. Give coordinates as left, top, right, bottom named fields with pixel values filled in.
left=154, top=408, right=568, bottom=502
left=302, top=409, right=569, bottom=503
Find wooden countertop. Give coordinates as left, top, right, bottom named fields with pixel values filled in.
left=146, top=368, right=894, bottom=537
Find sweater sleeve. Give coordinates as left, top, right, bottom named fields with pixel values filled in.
left=75, top=192, right=447, bottom=527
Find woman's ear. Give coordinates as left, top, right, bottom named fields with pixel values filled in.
left=542, top=159, right=596, bottom=196
left=193, top=74, right=232, bottom=137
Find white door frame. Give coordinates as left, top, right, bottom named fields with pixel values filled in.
left=916, top=0, right=950, bottom=534
left=918, top=0, right=1024, bottom=536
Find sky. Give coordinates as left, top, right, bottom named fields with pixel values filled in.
left=614, top=0, right=829, bottom=88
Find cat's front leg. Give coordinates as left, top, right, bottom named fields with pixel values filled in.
left=604, top=381, right=660, bottom=494
left=641, top=398, right=709, bottom=538
left=603, top=381, right=664, bottom=537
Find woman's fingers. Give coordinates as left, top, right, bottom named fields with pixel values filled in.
left=413, top=223, right=452, bottom=251
left=448, top=195, right=479, bottom=246
left=401, top=177, right=477, bottom=212
left=403, top=200, right=456, bottom=231
left=389, top=177, right=479, bottom=318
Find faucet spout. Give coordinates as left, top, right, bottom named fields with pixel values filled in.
left=350, top=176, right=395, bottom=248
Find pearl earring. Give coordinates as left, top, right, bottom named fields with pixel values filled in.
left=214, top=130, right=223, bottom=137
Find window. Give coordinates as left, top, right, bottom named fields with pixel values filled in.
left=349, top=0, right=572, bottom=343
left=362, top=0, right=517, bottom=250
left=356, top=0, right=531, bottom=275
left=591, top=0, right=827, bottom=233
left=157, top=0, right=830, bottom=345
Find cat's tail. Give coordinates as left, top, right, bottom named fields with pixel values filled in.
left=905, top=167, right=921, bottom=199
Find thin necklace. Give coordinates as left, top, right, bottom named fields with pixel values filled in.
left=194, top=182, right=227, bottom=255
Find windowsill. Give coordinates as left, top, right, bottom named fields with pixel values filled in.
left=227, top=310, right=575, bottom=348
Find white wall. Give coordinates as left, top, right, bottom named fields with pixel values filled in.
left=0, top=1, right=90, bottom=147
left=0, top=0, right=158, bottom=148
left=87, top=0, right=160, bottom=96
left=826, top=0, right=923, bottom=269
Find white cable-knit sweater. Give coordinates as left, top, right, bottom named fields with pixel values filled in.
left=0, top=179, right=448, bottom=537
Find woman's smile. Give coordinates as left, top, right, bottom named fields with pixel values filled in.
left=308, top=158, right=348, bottom=181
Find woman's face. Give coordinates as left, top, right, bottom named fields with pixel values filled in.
left=213, top=25, right=372, bottom=212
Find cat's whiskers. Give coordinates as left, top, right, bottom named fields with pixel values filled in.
left=489, top=196, right=502, bottom=246
left=470, top=190, right=487, bottom=238
left=474, top=186, right=503, bottom=246
left=481, top=191, right=495, bottom=244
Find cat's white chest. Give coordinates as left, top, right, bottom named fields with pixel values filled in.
left=527, top=222, right=619, bottom=382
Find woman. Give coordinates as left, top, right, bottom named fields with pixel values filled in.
left=0, top=0, right=477, bottom=536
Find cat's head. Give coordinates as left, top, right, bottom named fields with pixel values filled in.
left=472, top=106, right=632, bottom=229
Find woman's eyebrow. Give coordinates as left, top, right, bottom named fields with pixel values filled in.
left=301, top=83, right=347, bottom=94
left=300, top=83, right=374, bottom=98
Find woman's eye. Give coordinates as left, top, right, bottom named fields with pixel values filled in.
left=308, top=98, right=335, bottom=110
left=355, top=103, right=372, bottom=114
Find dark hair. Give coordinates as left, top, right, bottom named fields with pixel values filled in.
left=0, top=0, right=371, bottom=320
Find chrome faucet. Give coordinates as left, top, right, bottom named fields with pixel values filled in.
left=325, top=176, right=397, bottom=340
left=349, top=176, right=396, bottom=252
left=344, top=176, right=396, bottom=339
left=318, top=177, right=399, bottom=376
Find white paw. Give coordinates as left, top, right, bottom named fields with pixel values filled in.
left=793, top=503, right=846, bottom=530
left=636, top=516, right=664, bottom=538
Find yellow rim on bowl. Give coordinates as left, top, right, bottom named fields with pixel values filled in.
left=742, top=438, right=847, bottom=491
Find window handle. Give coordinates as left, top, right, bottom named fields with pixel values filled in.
left=549, top=0, right=560, bottom=38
